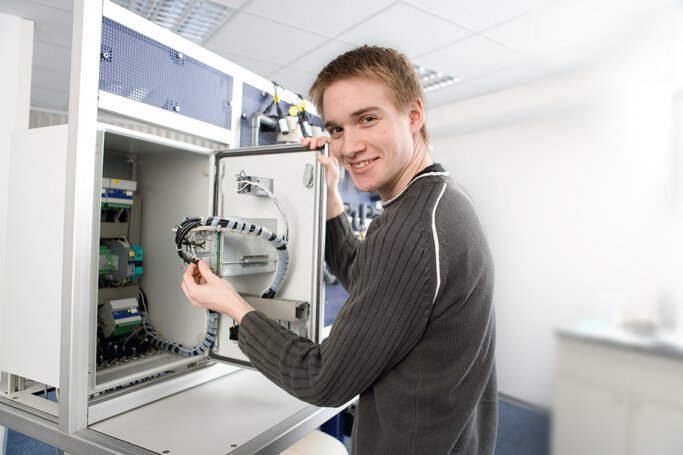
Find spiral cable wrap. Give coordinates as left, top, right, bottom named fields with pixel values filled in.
left=175, top=216, right=289, bottom=298
left=138, top=288, right=218, bottom=357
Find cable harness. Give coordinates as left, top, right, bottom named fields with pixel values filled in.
left=147, top=174, right=290, bottom=357
left=174, top=215, right=289, bottom=298
left=138, top=287, right=217, bottom=357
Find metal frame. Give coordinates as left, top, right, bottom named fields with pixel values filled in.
left=1, top=398, right=343, bottom=455
left=0, top=398, right=155, bottom=455
left=60, top=0, right=103, bottom=434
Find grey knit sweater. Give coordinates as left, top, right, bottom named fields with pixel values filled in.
left=239, top=164, right=497, bottom=454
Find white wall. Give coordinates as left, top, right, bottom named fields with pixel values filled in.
left=0, top=10, right=34, bottom=450
left=427, top=9, right=683, bottom=408
left=0, top=12, right=34, bottom=369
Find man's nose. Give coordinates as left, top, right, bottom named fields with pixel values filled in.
left=338, top=128, right=365, bottom=158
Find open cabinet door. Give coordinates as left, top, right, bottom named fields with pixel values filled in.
left=199, top=143, right=327, bottom=366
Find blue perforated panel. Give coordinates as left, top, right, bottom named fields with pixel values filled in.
left=99, top=18, right=233, bottom=130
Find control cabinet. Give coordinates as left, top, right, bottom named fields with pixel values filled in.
left=1, top=124, right=330, bottom=453
left=90, top=127, right=326, bottom=404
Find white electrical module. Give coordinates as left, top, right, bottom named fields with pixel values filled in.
left=99, top=297, right=142, bottom=338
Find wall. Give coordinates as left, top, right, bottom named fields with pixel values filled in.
left=0, top=10, right=34, bottom=450
left=0, top=12, right=34, bottom=371
left=427, top=9, right=683, bottom=408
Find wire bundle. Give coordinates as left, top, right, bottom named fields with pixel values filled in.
left=174, top=216, right=289, bottom=298
left=138, top=288, right=217, bottom=357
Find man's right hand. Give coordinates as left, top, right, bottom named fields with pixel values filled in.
left=301, top=136, right=345, bottom=220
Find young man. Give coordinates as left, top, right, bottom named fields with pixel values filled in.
left=182, top=45, right=497, bottom=454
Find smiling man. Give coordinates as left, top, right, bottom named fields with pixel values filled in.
left=182, top=45, right=497, bottom=454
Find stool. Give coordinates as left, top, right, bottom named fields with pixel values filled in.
left=281, top=430, right=348, bottom=455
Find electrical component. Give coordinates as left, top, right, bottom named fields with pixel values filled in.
left=101, top=177, right=137, bottom=227
left=99, top=245, right=114, bottom=276
left=275, top=105, right=303, bottom=144
left=101, top=239, right=143, bottom=284
left=100, top=297, right=142, bottom=338
left=101, top=177, right=137, bottom=207
left=236, top=173, right=273, bottom=197
left=131, top=245, right=143, bottom=280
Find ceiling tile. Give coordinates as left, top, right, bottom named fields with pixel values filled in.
left=482, top=2, right=595, bottom=64
left=468, top=62, right=554, bottom=90
left=482, top=0, right=674, bottom=71
left=243, top=0, right=395, bottom=37
left=211, top=0, right=249, bottom=9
left=425, top=81, right=489, bottom=109
left=204, top=12, right=327, bottom=65
left=417, top=35, right=526, bottom=81
left=287, top=39, right=357, bottom=73
left=336, top=3, right=473, bottom=59
left=404, top=0, right=561, bottom=32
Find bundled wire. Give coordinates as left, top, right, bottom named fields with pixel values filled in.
left=138, top=287, right=218, bottom=357
left=272, top=82, right=290, bottom=135
left=296, top=94, right=312, bottom=138
left=174, top=216, right=289, bottom=299
left=236, top=171, right=290, bottom=242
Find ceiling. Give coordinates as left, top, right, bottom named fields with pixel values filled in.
left=0, top=0, right=677, bottom=113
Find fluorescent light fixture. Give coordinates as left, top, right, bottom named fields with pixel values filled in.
left=112, top=0, right=234, bottom=44
left=413, top=64, right=461, bottom=92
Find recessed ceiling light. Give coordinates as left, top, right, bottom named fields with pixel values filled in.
left=413, top=64, right=461, bottom=92
left=112, top=0, right=234, bottom=44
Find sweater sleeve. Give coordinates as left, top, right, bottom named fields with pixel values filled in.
left=238, top=191, right=437, bottom=407
left=324, top=214, right=359, bottom=290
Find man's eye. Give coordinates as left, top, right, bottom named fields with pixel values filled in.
left=361, top=116, right=376, bottom=124
left=328, top=127, right=343, bottom=136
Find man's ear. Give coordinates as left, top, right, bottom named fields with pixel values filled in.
left=408, top=98, right=425, bottom=135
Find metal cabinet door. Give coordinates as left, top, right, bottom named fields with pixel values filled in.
left=203, top=143, right=327, bottom=366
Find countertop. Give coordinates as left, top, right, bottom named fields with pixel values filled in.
left=557, top=320, right=683, bottom=362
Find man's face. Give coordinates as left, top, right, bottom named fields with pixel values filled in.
left=322, top=77, right=419, bottom=201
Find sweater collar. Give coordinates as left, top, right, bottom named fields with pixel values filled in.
left=411, top=163, right=446, bottom=181
left=382, top=163, right=449, bottom=207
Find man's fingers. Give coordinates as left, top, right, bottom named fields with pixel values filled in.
left=183, top=262, right=196, bottom=280
left=197, top=259, right=214, bottom=278
left=301, top=135, right=329, bottom=150
left=317, top=153, right=337, bottom=168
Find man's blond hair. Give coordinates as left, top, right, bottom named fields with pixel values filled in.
left=309, top=45, right=429, bottom=144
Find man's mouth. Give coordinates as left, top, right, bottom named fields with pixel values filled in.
left=351, top=158, right=376, bottom=169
